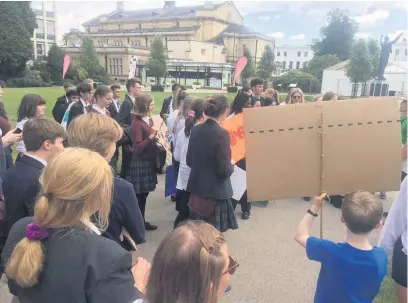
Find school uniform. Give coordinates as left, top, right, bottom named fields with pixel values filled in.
left=2, top=217, right=142, bottom=303
left=88, top=104, right=111, bottom=117
left=52, top=95, right=69, bottom=123
left=160, top=95, right=172, bottom=120
left=67, top=98, right=88, bottom=126
left=186, top=119, right=238, bottom=232
left=127, top=116, right=157, bottom=223
left=108, top=99, right=121, bottom=121
left=118, top=95, right=136, bottom=179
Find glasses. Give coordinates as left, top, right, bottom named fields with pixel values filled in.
left=292, top=95, right=301, bottom=99
left=222, top=255, right=239, bottom=275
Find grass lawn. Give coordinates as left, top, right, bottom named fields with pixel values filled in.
left=1, top=87, right=397, bottom=302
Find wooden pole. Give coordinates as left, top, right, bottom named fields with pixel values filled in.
left=319, top=109, right=325, bottom=239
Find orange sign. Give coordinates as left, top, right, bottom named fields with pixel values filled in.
left=222, top=113, right=245, bottom=163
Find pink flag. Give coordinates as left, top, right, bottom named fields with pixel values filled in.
left=62, top=55, right=71, bottom=79
left=232, top=56, right=248, bottom=85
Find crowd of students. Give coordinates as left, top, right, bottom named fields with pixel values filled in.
left=0, top=79, right=405, bottom=303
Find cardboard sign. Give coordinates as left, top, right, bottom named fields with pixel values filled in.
left=243, top=97, right=402, bottom=201
left=222, top=113, right=245, bottom=163
left=151, top=115, right=172, bottom=166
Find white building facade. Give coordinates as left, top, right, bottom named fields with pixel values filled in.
left=274, top=44, right=314, bottom=75
left=391, top=32, right=408, bottom=62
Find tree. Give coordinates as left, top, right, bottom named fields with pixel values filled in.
left=303, top=54, right=340, bottom=81
left=241, top=46, right=255, bottom=82
left=346, top=39, right=372, bottom=97
left=64, top=64, right=88, bottom=84
left=366, top=38, right=380, bottom=79
left=147, top=36, right=167, bottom=85
left=0, top=2, right=37, bottom=80
left=312, top=9, right=358, bottom=61
left=46, top=44, right=66, bottom=84
left=79, top=37, right=106, bottom=78
left=257, top=45, right=275, bottom=79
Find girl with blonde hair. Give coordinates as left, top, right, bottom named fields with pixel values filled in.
left=287, top=88, right=304, bottom=104
left=2, top=148, right=149, bottom=303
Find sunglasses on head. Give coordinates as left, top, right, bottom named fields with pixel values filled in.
left=222, top=256, right=239, bottom=275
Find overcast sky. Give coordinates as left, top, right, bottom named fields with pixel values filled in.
left=54, top=0, right=408, bottom=45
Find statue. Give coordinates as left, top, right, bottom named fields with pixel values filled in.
left=377, top=33, right=403, bottom=80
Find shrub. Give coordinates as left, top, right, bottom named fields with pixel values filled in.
left=0, top=80, right=6, bottom=87
left=193, top=81, right=201, bottom=85
left=7, top=70, right=50, bottom=87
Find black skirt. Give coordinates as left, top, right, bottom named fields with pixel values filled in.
left=189, top=199, right=238, bottom=233
left=126, top=159, right=157, bottom=194
left=392, top=236, right=407, bottom=287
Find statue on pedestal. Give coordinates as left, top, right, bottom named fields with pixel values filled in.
left=377, top=33, right=403, bottom=80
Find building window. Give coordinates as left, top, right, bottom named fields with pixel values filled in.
left=277, top=51, right=280, bottom=56
left=303, top=61, right=307, bottom=68
left=43, top=1, right=54, bottom=12
left=36, top=43, right=45, bottom=56
left=201, top=49, right=206, bottom=55
left=46, top=21, right=55, bottom=35
left=284, top=51, right=287, bottom=57
left=289, top=61, right=293, bottom=69
left=283, top=61, right=286, bottom=69
left=36, top=20, right=45, bottom=34
left=296, top=61, right=300, bottom=69
left=109, top=57, right=123, bottom=75
left=395, top=49, right=400, bottom=56
left=304, top=51, right=308, bottom=57
left=297, top=51, right=301, bottom=57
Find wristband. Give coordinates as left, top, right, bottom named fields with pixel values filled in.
left=307, top=209, right=318, bottom=217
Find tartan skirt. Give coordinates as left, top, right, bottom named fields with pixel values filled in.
left=189, top=199, right=238, bottom=232
left=126, top=159, right=157, bottom=194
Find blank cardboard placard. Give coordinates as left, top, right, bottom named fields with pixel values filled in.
left=243, top=98, right=402, bottom=201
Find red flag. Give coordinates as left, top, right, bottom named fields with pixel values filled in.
left=232, top=56, right=248, bottom=85
left=62, top=55, right=71, bottom=79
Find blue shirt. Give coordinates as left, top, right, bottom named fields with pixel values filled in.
left=306, top=237, right=388, bottom=303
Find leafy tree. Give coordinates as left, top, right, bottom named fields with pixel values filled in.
left=32, top=60, right=51, bottom=83
left=147, top=36, right=167, bottom=85
left=366, top=38, right=380, bottom=79
left=46, top=44, right=66, bottom=84
left=241, top=46, right=255, bottom=81
left=64, top=64, right=88, bottom=84
left=256, top=45, right=275, bottom=79
left=79, top=37, right=106, bottom=78
left=346, top=39, right=372, bottom=96
left=0, top=2, right=37, bottom=80
left=312, top=9, right=358, bottom=61
left=303, top=54, right=340, bottom=81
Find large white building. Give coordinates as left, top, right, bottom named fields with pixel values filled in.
left=391, top=32, right=408, bottom=62
left=30, top=1, right=57, bottom=59
left=274, top=44, right=314, bottom=75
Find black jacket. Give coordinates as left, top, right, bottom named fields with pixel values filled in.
left=2, top=217, right=142, bottom=303
left=2, top=155, right=44, bottom=233
left=67, top=101, right=85, bottom=126
left=108, top=100, right=121, bottom=122
left=186, top=119, right=233, bottom=200
left=52, top=95, right=68, bottom=123
left=118, top=95, right=134, bottom=127
left=160, top=96, right=172, bottom=120
left=102, top=177, right=145, bottom=246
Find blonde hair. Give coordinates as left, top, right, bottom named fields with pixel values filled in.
left=313, top=94, right=322, bottom=102
left=288, top=88, right=304, bottom=104
left=6, top=148, right=113, bottom=287
left=265, top=88, right=275, bottom=98
left=146, top=221, right=226, bottom=303
left=67, top=113, right=123, bottom=157
left=342, top=191, right=383, bottom=234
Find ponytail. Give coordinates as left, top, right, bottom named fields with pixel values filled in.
left=6, top=196, right=50, bottom=287
left=184, top=99, right=205, bottom=137
left=204, top=95, right=229, bottom=118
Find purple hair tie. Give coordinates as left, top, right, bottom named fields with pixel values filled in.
left=26, top=222, right=48, bottom=241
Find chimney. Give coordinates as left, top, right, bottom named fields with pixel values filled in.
left=164, top=1, right=175, bottom=9
left=116, top=1, right=124, bottom=11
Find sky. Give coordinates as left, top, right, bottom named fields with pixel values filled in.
left=54, top=0, right=408, bottom=46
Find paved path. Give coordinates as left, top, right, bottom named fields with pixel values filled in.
left=0, top=175, right=395, bottom=303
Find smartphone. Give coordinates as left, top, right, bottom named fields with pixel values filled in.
left=13, top=128, right=22, bottom=134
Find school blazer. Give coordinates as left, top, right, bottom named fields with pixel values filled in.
left=2, top=217, right=142, bottom=303
left=118, top=95, right=134, bottom=127
left=186, top=119, right=234, bottom=200
left=52, top=95, right=68, bottom=123
left=67, top=101, right=85, bottom=126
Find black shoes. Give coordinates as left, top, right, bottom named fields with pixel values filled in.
left=145, top=222, right=158, bottom=231
left=241, top=212, right=250, bottom=220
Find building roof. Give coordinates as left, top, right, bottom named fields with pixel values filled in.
left=92, top=26, right=200, bottom=35
left=326, top=60, right=408, bottom=72
left=83, top=2, right=225, bottom=26
left=207, top=24, right=271, bottom=44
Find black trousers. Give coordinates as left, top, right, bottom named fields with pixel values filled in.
left=231, top=190, right=251, bottom=213
left=109, top=145, right=120, bottom=175
left=174, top=190, right=190, bottom=228
left=120, top=146, right=133, bottom=179
left=136, top=192, right=149, bottom=222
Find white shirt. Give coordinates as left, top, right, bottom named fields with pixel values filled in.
left=15, top=118, right=29, bottom=153
left=112, top=99, right=120, bottom=112
left=175, top=128, right=191, bottom=191
left=168, top=98, right=174, bottom=114
left=378, top=178, right=407, bottom=255
left=167, top=110, right=179, bottom=133
left=24, top=153, right=47, bottom=167
left=129, top=95, right=136, bottom=104
left=91, top=104, right=108, bottom=115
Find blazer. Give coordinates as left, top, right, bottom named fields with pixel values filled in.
left=186, top=119, right=233, bottom=200
left=102, top=177, right=146, bottom=246
left=118, top=95, right=134, bottom=127
left=2, top=217, right=142, bottom=303
left=67, top=101, right=85, bottom=126
left=2, top=155, right=44, bottom=233
left=108, top=100, right=120, bottom=121
left=160, top=95, right=172, bottom=120
left=52, top=95, right=68, bottom=123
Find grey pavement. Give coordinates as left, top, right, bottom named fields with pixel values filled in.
left=0, top=175, right=395, bottom=303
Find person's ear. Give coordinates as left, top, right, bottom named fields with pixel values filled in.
left=43, top=140, right=51, bottom=151
left=375, top=220, right=383, bottom=230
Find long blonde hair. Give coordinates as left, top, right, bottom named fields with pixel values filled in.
left=288, top=88, right=304, bottom=104
left=6, top=148, right=113, bottom=288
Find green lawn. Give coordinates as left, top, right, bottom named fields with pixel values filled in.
left=1, top=87, right=396, bottom=302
